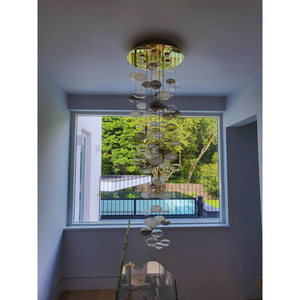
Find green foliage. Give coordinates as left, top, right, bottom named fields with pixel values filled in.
left=101, top=116, right=219, bottom=185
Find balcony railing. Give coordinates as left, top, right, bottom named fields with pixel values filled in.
left=99, top=176, right=220, bottom=220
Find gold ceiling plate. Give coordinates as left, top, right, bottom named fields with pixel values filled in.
left=127, top=39, right=184, bottom=70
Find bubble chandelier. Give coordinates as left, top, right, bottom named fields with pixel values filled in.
left=127, top=40, right=183, bottom=199
left=126, top=40, right=185, bottom=249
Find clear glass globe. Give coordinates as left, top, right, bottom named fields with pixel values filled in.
left=152, top=70, right=164, bottom=80
left=170, top=82, right=181, bottom=90
left=160, top=239, right=170, bottom=247
left=142, top=209, right=151, bottom=216
left=142, top=168, right=152, bottom=174
left=155, top=242, right=164, bottom=250
left=150, top=157, right=163, bottom=165
left=154, top=215, right=165, bottom=223
left=151, top=228, right=163, bottom=238
left=146, top=237, right=158, bottom=247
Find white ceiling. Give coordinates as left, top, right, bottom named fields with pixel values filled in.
left=38, top=0, right=262, bottom=96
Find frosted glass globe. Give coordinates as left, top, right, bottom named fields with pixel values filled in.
left=129, top=72, right=141, bottom=81
left=147, top=192, right=157, bottom=198
left=150, top=157, right=163, bottom=165
left=157, top=91, right=171, bottom=101
left=158, top=191, right=173, bottom=199
left=154, top=215, right=165, bottom=223
left=151, top=228, right=163, bottom=238
left=154, top=132, right=164, bottom=139
left=150, top=205, right=162, bottom=213
left=171, top=141, right=180, bottom=146
left=136, top=102, right=147, bottom=110
left=134, top=74, right=147, bottom=82
left=165, top=153, right=177, bottom=160
left=141, top=191, right=150, bottom=199
left=142, top=168, right=152, bottom=174
left=148, top=143, right=157, bottom=149
left=130, top=110, right=141, bottom=118
left=152, top=71, right=164, bottom=80
left=145, top=218, right=159, bottom=228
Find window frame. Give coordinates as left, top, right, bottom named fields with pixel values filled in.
left=67, top=111, right=228, bottom=228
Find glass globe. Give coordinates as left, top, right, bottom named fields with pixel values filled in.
left=152, top=70, right=164, bottom=80
left=130, top=110, right=141, bottom=118
left=161, top=219, right=171, bottom=226
left=128, top=94, right=142, bottom=103
left=140, top=227, right=152, bottom=236
left=149, top=80, right=162, bottom=89
left=147, top=192, right=157, bottom=198
left=170, top=163, right=182, bottom=172
left=158, top=191, right=173, bottom=199
left=160, top=239, right=171, bottom=247
left=165, top=124, right=177, bottom=131
left=154, top=132, right=164, bottom=139
left=136, top=144, right=147, bottom=152
left=155, top=242, right=164, bottom=250
left=152, top=176, right=166, bottom=186
left=165, top=78, right=176, bottom=85
left=150, top=157, right=163, bottom=165
left=146, top=237, right=158, bottom=247
left=170, top=82, right=181, bottom=90
left=157, top=91, right=171, bottom=101
left=150, top=205, right=162, bottom=213
left=166, top=88, right=176, bottom=97
left=136, top=102, right=147, bottom=110
left=134, top=88, right=147, bottom=99
left=165, top=153, right=177, bottom=160
left=129, top=72, right=141, bottom=81
left=159, top=159, right=170, bottom=169
left=151, top=228, right=163, bottom=238
left=142, top=209, right=151, bottom=216
left=141, top=191, right=150, bottom=199
left=166, top=68, right=174, bottom=72
left=148, top=143, right=157, bottom=149
left=145, top=218, right=159, bottom=228
left=171, top=141, right=180, bottom=146
left=129, top=138, right=141, bottom=146
left=142, top=168, right=152, bottom=174
left=134, top=74, right=147, bottom=82
left=142, top=81, right=152, bottom=89
left=165, top=105, right=177, bottom=113
left=154, top=215, right=165, bottom=223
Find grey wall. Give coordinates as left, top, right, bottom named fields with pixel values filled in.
left=63, top=121, right=262, bottom=299
left=223, top=70, right=262, bottom=211
left=38, top=67, right=70, bottom=300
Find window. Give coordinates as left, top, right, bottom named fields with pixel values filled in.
left=69, top=113, right=225, bottom=227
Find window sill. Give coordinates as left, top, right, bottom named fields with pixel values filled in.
left=65, top=218, right=230, bottom=230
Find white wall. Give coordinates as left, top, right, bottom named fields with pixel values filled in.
left=38, top=67, right=70, bottom=300
left=74, top=116, right=102, bottom=222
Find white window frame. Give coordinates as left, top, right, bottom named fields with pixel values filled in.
left=67, top=111, right=228, bottom=228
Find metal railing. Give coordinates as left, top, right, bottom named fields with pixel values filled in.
left=100, top=196, right=214, bottom=219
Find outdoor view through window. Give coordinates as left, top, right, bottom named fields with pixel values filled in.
left=73, top=115, right=220, bottom=223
